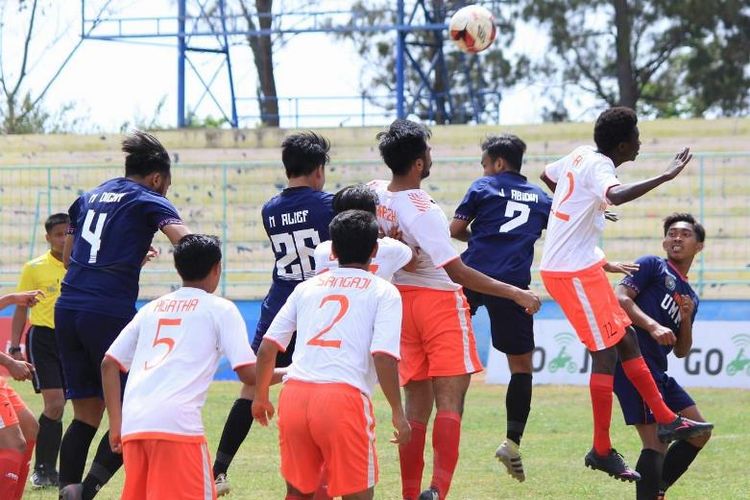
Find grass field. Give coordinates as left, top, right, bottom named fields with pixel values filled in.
left=10, top=377, right=749, bottom=499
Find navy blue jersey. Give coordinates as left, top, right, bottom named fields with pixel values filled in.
left=619, top=255, right=699, bottom=372
left=261, top=186, right=334, bottom=288
left=57, top=177, right=182, bottom=318
left=455, top=171, right=552, bottom=286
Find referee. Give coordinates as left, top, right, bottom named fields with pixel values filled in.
left=9, top=213, right=69, bottom=489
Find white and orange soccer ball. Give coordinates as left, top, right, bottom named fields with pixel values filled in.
left=449, top=5, right=497, bottom=54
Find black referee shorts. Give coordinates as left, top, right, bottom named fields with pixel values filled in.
left=25, top=325, right=65, bottom=393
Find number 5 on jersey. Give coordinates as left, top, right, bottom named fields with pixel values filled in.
left=307, top=295, right=349, bottom=348
left=145, top=318, right=182, bottom=370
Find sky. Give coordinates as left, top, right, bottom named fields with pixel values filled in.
left=2, top=0, right=599, bottom=132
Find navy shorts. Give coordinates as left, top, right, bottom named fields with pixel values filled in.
left=463, top=288, right=534, bottom=355
left=25, top=326, right=65, bottom=393
left=55, top=307, right=131, bottom=400
left=614, top=364, right=696, bottom=425
left=252, top=288, right=296, bottom=368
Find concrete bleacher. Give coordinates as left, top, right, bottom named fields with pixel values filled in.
left=1, top=118, right=748, bottom=300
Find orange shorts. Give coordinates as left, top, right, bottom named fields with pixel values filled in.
left=541, top=262, right=631, bottom=352
left=278, top=380, right=377, bottom=497
left=397, top=286, right=483, bottom=384
left=0, top=378, right=27, bottom=429
left=121, top=437, right=216, bottom=500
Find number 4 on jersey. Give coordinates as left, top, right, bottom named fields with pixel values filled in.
left=82, top=209, right=107, bottom=263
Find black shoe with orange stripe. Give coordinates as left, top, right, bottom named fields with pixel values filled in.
left=584, top=448, right=641, bottom=482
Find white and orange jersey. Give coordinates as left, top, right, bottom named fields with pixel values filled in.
left=264, top=267, right=402, bottom=397
left=367, top=180, right=460, bottom=290
left=540, top=146, right=621, bottom=273
left=313, top=236, right=412, bottom=282
left=106, top=287, right=256, bottom=442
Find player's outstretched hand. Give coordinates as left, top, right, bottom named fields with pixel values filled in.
left=390, top=411, right=412, bottom=445
left=252, top=399, right=275, bottom=426
left=514, top=289, right=541, bottom=315
left=7, top=290, right=45, bottom=308
left=648, top=323, right=677, bottom=346
left=7, top=360, right=34, bottom=381
left=109, top=429, right=123, bottom=454
left=603, top=261, right=639, bottom=276
left=141, top=245, right=160, bottom=266
left=662, top=147, right=693, bottom=181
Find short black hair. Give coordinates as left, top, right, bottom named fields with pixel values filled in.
left=45, top=213, right=70, bottom=233
left=377, top=119, right=431, bottom=176
left=594, top=107, right=638, bottom=153
left=481, top=134, right=526, bottom=171
left=281, top=131, right=330, bottom=178
left=122, top=130, right=171, bottom=177
left=174, top=234, right=222, bottom=281
left=330, top=210, right=379, bottom=266
left=663, top=213, right=705, bottom=243
left=332, top=184, right=378, bottom=215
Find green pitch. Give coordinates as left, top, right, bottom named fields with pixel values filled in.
left=12, top=379, right=748, bottom=499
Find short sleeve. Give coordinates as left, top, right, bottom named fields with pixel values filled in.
left=217, top=302, right=256, bottom=369
left=407, top=209, right=459, bottom=268
left=374, top=237, right=412, bottom=278
left=586, top=160, right=621, bottom=203
left=370, top=284, right=402, bottom=359
left=544, top=155, right=568, bottom=183
left=67, top=198, right=82, bottom=234
left=105, top=310, right=144, bottom=371
left=454, top=180, right=482, bottom=222
left=16, top=263, right=34, bottom=292
left=263, top=287, right=300, bottom=351
left=313, top=241, right=334, bottom=275
left=620, top=255, right=660, bottom=295
left=142, top=195, right=183, bottom=232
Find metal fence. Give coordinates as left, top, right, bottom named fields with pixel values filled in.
left=1, top=152, right=748, bottom=300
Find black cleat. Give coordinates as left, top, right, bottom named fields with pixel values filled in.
left=657, top=416, right=713, bottom=444
left=584, top=448, right=641, bottom=482
left=418, top=487, right=440, bottom=500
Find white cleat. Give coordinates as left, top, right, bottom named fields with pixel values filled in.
left=495, top=439, right=526, bottom=482
left=215, top=473, right=231, bottom=497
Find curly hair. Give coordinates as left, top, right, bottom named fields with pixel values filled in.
left=481, top=134, right=526, bottom=171
left=663, top=213, right=706, bottom=243
left=376, top=119, right=431, bottom=176
left=593, top=107, right=638, bottom=153
left=281, top=131, right=331, bottom=178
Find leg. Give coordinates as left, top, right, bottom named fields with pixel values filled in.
left=589, top=347, right=617, bottom=455
left=661, top=405, right=710, bottom=491
left=285, top=482, right=314, bottom=500
left=399, top=379, right=433, bottom=500
left=342, top=487, right=374, bottom=500
left=59, top=398, right=103, bottom=487
left=34, top=388, right=65, bottom=484
left=428, top=374, right=471, bottom=500
left=13, top=406, right=38, bottom=498
left=0, top=424, right=26, bottom=500
left=495, top=353, right=532, bottom=482
left=120, top=441, right=148, bottom=500
left=213, top=383, right=255, bottom=485
left=634, top=424, right=667, bottom=500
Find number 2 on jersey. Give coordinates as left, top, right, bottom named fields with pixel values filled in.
left=307, top=295, right=349, bottom=348
left=145, top=318, right=182, bottom=370
left=552, top=172, right=575, bottom=221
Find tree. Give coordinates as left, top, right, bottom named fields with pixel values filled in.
left=335, top=1, right=522, bottom=125
left=522, top=0, right=750, bottom=117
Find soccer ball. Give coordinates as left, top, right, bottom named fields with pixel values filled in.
left=449, top=5, right=497, bottom=54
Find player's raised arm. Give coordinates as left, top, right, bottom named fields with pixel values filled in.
left=540, top=171, right=557, bottom=193
left=449, top=218, right=471, bottom=242
left=161, top=223, right=193, bottom=245
left=607, top=148, right=692, bottom=206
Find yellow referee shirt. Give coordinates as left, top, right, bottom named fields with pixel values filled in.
left=16, top=250, right=66, bottom=328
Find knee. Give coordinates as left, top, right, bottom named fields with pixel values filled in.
left=591, top=349, right=617, bottom=374
left=689, top=429, right=711, bottom=448
left=44, top=400, right=66, bottom=421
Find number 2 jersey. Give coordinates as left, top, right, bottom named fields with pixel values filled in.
left=619, top=255, right=699, bottom=373
left=105, top=287, right=256, bottom=441
left=454, top=171, right=551, bottom=287
left=57, top=177, right=183, bottom=319
left=540, top=146, right=622, bottom=273
left=264, top=267, right=402, bottom=397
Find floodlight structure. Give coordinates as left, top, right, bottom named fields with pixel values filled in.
left=81, top=0, right=504, bottom=128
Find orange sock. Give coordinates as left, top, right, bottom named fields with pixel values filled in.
left=589, top=373, right=613, bottom=455
left=621, top=357, right=676, bottom=424
left=431, top=411, right=461, bottom=500
left=0, top=448, right=24, bottom=500
left=399, top=420, right=426, bottom=500
left=14, top=440, right=34, bottom=500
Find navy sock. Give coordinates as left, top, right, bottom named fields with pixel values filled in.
left=506, top=373, right=532, bottom=445
left=81, top=432, right=123, bottom=499
left=662, top=440, right=701, bottom=490
left=59, top=419, right=97, bottom=487
left=213, top=398, right=254, bottom=478
left=635, top=448, right=664, bottom=500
